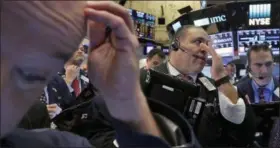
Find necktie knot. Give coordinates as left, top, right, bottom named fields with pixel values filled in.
left=258, top=87, right=267, bottom=103
left=177, top=74, right=194, bottom=84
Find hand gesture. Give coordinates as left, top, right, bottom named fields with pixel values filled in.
left=65, top=65, right=80, bottom=83
left=84, top=2, right=162, bottom=137
left=46, top=104, right=62, bottom=119
left=200, top=43, right=227, bottom=80
left=85, top=1, right=139, bottom=100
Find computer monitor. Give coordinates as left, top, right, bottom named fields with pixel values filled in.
left=251, top=102, right=280, bottom=118
left=143, top=45, right=155, bottom=55
left=237, top=28, right=280, bottom=56
left=208, top=31, right=234, bottom=58
left=172, top=21, right=182, bottom=32
left=142, top=69, right=200, bottom=113
left=162, top=47, right=169, bottom=55
left=251, top=102, right=280, bottom=134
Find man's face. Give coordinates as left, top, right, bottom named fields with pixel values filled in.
left=70, top=47, right=86, bottom=66
left=226, top=64, right=236, bottom=78
left=1, top=1, right=86, bottom=137
left=249, top=50, right=274, bottom=86
left=146, top=55, right=164, bottom=69
left=174, top=28, right=210, bottom=73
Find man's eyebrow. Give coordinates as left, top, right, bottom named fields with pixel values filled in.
left=53, top=51, right=73, bottom=63
left=194, top=37, right=210, bottom=41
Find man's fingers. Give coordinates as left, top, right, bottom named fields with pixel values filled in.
left=200, top=43, right=217, bottom=57
left=85, top=1, right=134, bottom=33
left=84, top=8, right=131, bottom=41
left=47, top=104, right=57, bottom=108
left=47, top=108, right=56, bottom=113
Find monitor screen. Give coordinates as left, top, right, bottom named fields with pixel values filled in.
left=237, top=28, right=280, bottom=55
left=273, top=63, right=279, bottom=79
left=143, top=45, right=154, bottom=55
left=144, top=13, right=156, bottom=39
left=240, top=69, right=247, bottom=77
left=162, top=48, right=169, bottom=55
left=208, top=31, right=234, bottom=58
left=172, top=21, right=182, bottom=32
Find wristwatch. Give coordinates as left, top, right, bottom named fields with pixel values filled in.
left=214, top=75, right=230, bottom=87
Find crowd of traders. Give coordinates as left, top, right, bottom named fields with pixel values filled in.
left=1, top=1, right=279, bottom=148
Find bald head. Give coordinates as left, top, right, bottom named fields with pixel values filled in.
left=1, top=1, right=86, bottom=57
left=1, top=1, right=86, bottom=137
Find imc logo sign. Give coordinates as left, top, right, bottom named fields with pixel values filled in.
left=249, top=4, right=271, bottom=26
left=193, top=15, right=226, bottom=27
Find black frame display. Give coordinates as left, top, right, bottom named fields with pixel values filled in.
left=209, top=31, right=234, bottom=58
left=128, top=8, right=156, bottom=40
left=237, top=28, right=280, bottom=55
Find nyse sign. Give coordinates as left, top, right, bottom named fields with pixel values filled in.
left=249, top=18, right=270, bottom=26
left=248, top=4, right=271, bottom=26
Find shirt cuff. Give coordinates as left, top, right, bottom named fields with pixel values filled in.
left=49, top=106, right=63, bottom=119
left=218, top=91, right=246, bottom=124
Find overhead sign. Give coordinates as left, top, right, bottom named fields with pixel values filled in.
left=172, top=21, right=182, bottom=32
left=193, top=15, right=227, bottom=27
left=249, top=4, right=271, bottom=26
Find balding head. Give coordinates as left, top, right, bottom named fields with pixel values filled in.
left=1, top=1, right=86, bottom=137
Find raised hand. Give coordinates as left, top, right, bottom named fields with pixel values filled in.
left=65, top=65, right=80, bottom=84
left=200, top=43, right=227, bottom=80
left=85, top=1, right=139, bottom=104
left=84, top=1, right=161, bottom=137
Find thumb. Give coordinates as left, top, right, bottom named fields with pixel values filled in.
left=88, top=20, right=106, bottom=50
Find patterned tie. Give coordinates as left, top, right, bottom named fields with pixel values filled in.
left=258, top=87, right=266, bottom=103
left=39, top=91, right=47, bottom=104
left=177, top=74, right=195, bottom=84
left=72, top=78, right=80, bottom=96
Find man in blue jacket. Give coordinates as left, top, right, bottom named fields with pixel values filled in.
left=1, top=1, right=179, bottom=147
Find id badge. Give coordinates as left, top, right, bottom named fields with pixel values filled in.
left=199, top=77, right=216, bottom=91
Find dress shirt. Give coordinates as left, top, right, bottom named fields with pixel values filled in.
left=43, top=86, right=49, bottom=104
left=167, top=62, right=246, bottom=124
left=251, top=78, right=274, bottom=103
left=43, top=86, right=62, bottom=119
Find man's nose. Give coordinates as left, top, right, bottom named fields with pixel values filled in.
left=260, top=65, right=268, bottom=73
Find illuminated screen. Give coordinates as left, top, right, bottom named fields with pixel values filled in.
left=240, top=69, right=247, bottom=77
left=273, top=63, right=279, bottom=78
left=172, top=21, right=182, bottom=32
left=147, top=46, right=154, bottom=53
left=208, top=31, right=234, bottom=58
left=162, top=48, right=169, bottom=54
left=144, top=13, right=156, bottom=39
left=143, top=45, right=154, bottom=55
left=135, top=11, right=145, bottom=38
left=237, top=28, right=280, bottom=55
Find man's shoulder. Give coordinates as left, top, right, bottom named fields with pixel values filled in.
left=48, top=74, right=65, bottom=86
left=152, top=63, right=168, bottom=74
left=236, top=77, right=251, bottom=88
left=7, top=128, right=92, bottom=147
